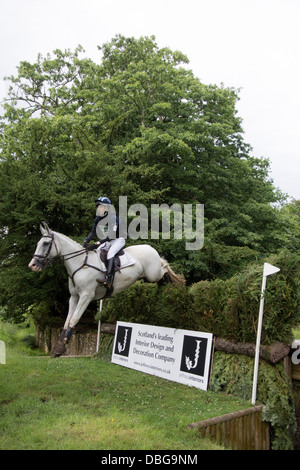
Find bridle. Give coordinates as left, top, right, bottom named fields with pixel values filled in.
left=32, top=233, right=60, bottom=269
left=32, top=233, right=100, bottom=286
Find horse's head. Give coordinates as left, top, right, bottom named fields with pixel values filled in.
left=28, top=222, right=59, bottom=272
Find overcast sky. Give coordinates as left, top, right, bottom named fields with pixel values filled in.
left=1, top=0, right=299, bottom=200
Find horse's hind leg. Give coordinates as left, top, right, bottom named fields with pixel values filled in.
left=143, top=257, right=163, bottom=283
left=157, top=272, right=171, bottom=285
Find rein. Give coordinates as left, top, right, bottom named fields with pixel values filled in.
left=56, top=248, right=88, bottom=262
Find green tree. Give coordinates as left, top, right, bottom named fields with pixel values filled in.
left=91, top=36, right=290, bottom=279
left=0, top=35, right=294, bottom=322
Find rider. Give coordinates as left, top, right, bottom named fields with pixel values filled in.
left=83, top=197, right=125, bottom=290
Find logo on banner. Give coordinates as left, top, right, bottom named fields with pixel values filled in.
left=114, top=325, right=132, bottom=357
left=180, top=335, right=208, bottom=376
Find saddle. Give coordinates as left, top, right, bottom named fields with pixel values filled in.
left=87, top=243, right=135, bottom=272
left=99, top=248, right=125, bottom=272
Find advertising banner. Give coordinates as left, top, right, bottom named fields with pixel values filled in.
left=111, top=322, right=214, bottom=391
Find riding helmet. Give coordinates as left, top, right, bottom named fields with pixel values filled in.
left=95, top=196, right=111, bottom=206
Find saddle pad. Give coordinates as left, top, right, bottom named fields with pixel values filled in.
left=117, top=251, right=136, bottom=270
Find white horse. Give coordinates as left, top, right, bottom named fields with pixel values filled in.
left=28, top=223, right=185, bottom=357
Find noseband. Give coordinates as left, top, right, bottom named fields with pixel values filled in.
left=33, top=233, right=59, bottom=268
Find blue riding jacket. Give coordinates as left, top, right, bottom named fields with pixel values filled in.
left=84, top=212, right=120, bottom=244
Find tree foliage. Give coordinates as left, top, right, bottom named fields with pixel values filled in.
left=0, top=35, right=298, bottom=322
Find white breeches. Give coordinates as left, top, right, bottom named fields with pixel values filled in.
left=98, top=238, right=125, bottom=259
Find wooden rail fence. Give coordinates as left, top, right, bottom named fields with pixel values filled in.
left=188, top=405, right=269, bottom=450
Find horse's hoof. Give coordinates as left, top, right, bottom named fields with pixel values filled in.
left=50, top=341, right=66, bottom=358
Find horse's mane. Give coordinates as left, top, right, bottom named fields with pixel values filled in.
left=53, top=230, right=83, bottom=249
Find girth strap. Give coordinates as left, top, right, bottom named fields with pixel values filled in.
left=68, top=252, right=103, bottom=287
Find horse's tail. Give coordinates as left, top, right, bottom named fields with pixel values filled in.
left=161, top=258, right=186, bottom=286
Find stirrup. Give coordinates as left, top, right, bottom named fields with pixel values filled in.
left=96, top=277, right=112, bottom=287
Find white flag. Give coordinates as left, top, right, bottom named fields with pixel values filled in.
left=263, top=263, right=280, bottom=277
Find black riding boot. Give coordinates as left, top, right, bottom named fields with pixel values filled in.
left=105, top=257, right=115, bottom=290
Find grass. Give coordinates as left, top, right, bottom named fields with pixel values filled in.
left=0, top=321, right=250, bottom=450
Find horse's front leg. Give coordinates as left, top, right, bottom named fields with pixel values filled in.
left=63, top=294, right=79, bottom=330
left=51, top=292, right=92, bottom=358
left=51, top=294, right=78, bottom=358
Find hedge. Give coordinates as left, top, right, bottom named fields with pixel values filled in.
left=100, top=250, right=300, bottom=345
